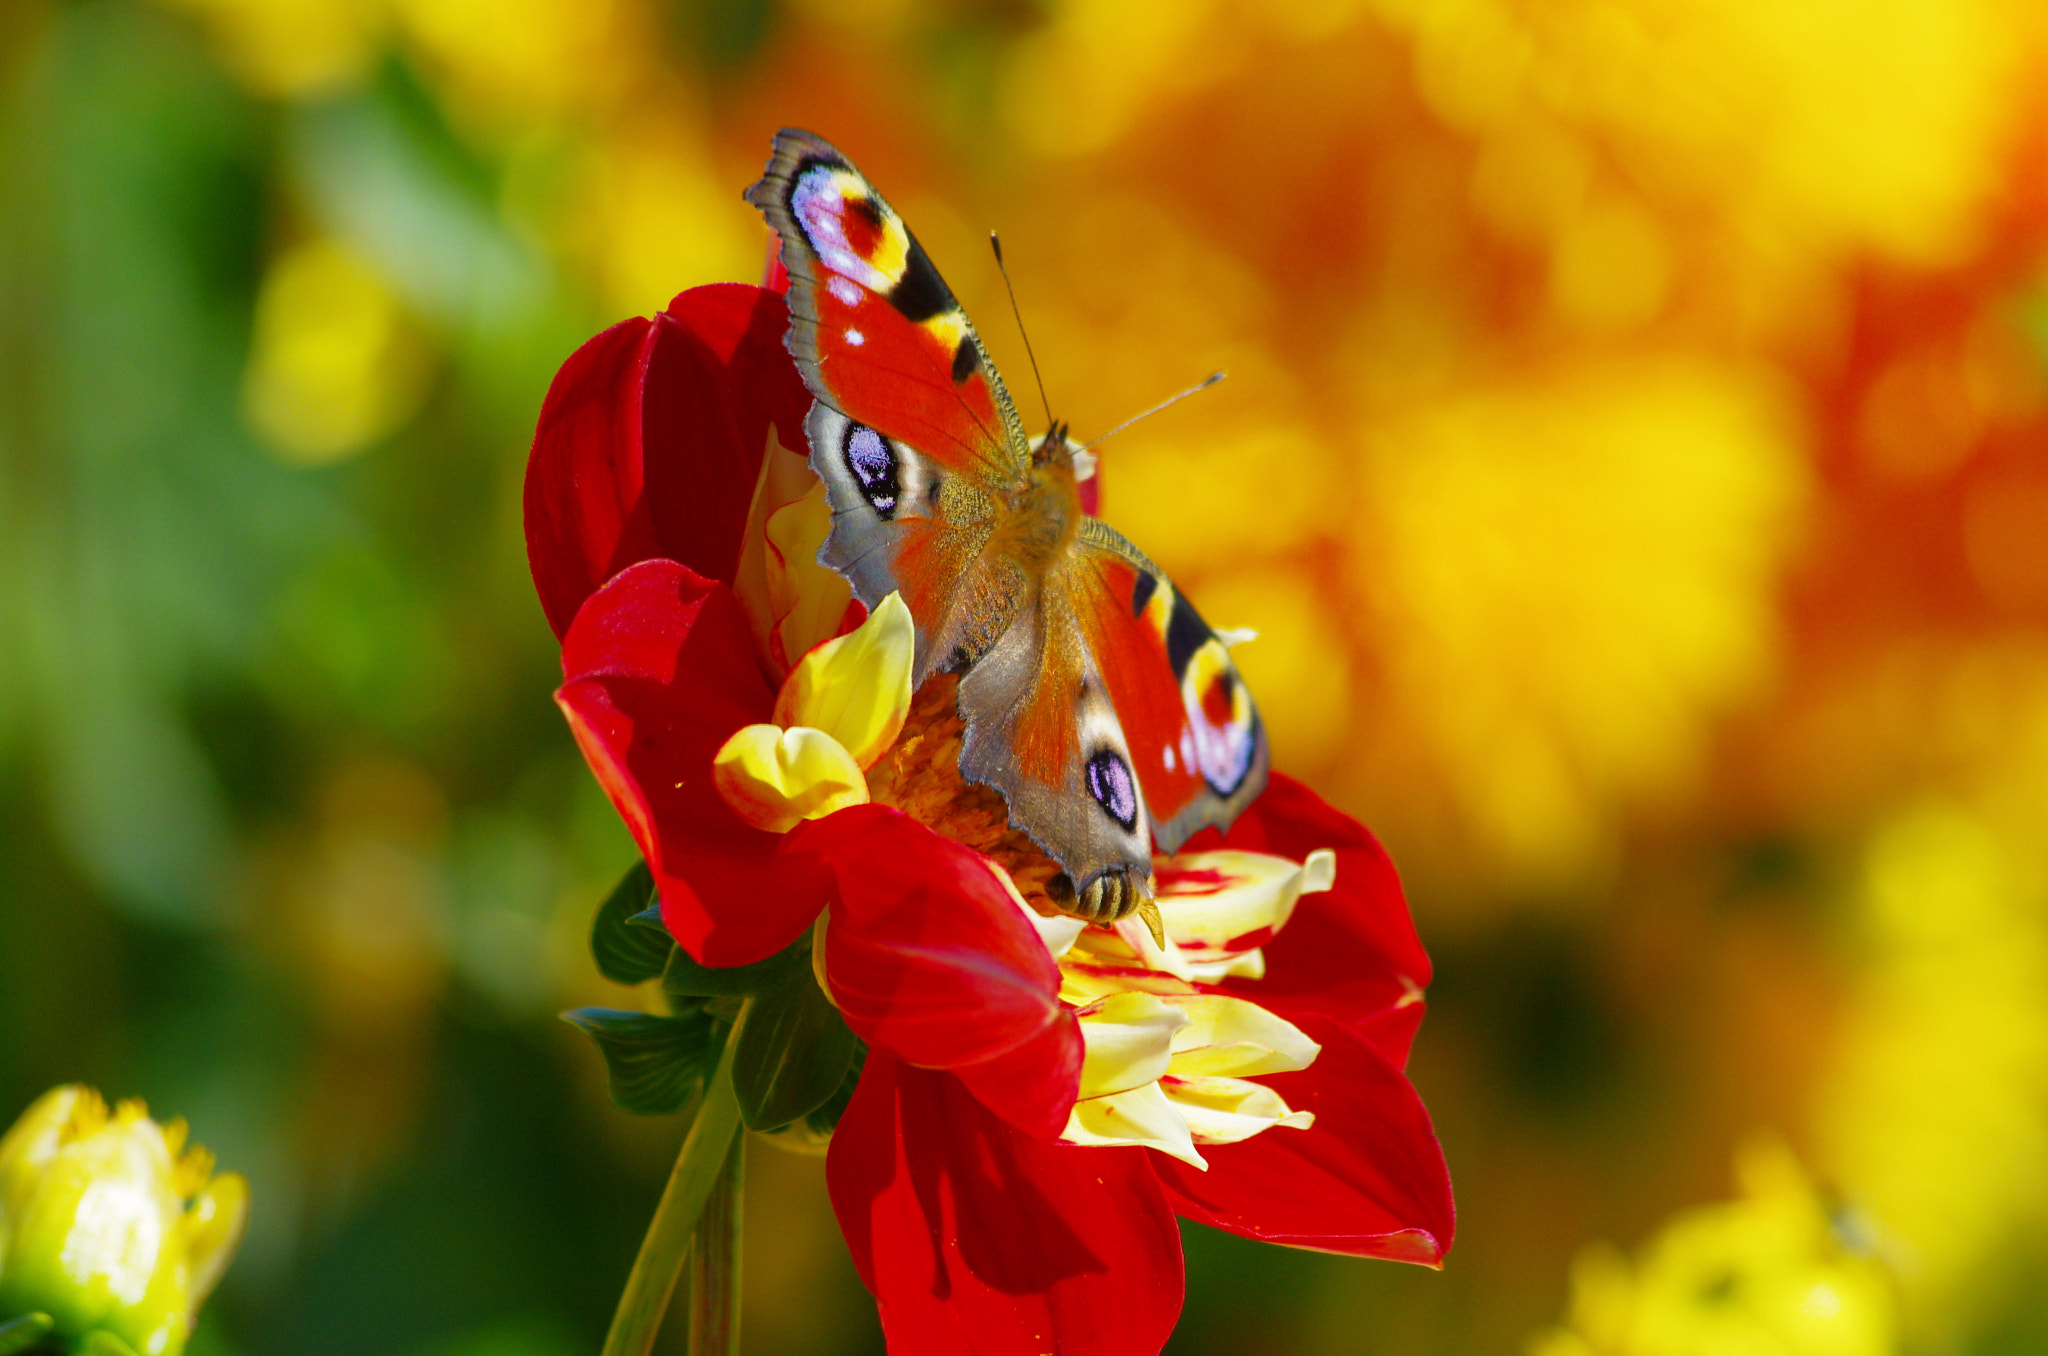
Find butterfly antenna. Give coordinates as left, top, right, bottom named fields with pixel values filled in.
left=1080, top=371, right=1225, bottom=451
left=990, top=231, right=1055, bottom=431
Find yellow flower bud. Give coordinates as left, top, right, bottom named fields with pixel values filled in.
left=0, top=1086, right=248, bottom=1356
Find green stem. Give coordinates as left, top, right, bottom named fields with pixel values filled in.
left=601, top=1006, right=747, bottom=1356
left=686, top=1131, right=743, bottom=1355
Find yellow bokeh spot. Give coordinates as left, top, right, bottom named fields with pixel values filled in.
left=1531, top=1139, right=1897, bottom=1356
left=573, top=133, right=762, bottom=319
left=1357, top=358, right=1806, bottom=890
left=153, top=0, right=379, bottom=97
left=243, top=238, right=432, bottom=466
left=1549, top=195, right=1674, bottom=333
left=1817, top=790, right=2048, bottom=1333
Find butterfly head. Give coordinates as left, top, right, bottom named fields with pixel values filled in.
left=1031, top=420, right=1073, bottom=468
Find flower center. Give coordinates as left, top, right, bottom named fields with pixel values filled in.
left=865, top=674, right=1071, bottom=913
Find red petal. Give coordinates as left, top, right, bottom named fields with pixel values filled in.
left=557, top=558, right=829, bottom=966
left=828, top=1053, right=1183, bottom=1356
left=790, top=806, right=1081, bottom=1139
left=1151, top=1015, right=1454, bottom=1265
left=1191, top=774, right=1435, bottom=1067
left=524, top=284, right=811, bottom=640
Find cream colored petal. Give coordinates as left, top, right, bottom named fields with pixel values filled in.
left=713, top=724, right=869, bottom=834
left=773, top=592, right=914, bottom=768
left=1161, top=1075, right=1315, bottom=1146
left=1063, top=1084, right=1207, bottom=1169
left=1162, top=995, right=1322, bottom=1078
left=1184, top=950, right=1267, bottom=984
left=1056, top=962, right=1197, bottom=1007
left=1153, top=848, right=1336, bottom=960
left=1077, top=992, right=1188, bottom=1099
left=1113, top=914, right=1195, bottom=980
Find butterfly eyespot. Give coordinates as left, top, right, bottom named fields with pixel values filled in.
left=842, top=423, right=899, bottom=518
left=1084, top=749, right=1138, bottom=832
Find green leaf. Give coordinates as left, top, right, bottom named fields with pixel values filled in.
left=591, top=861, right=672, bottom=985
left=661, top=934, right=807, bottom=998
left=0, top=1314, right=52, bottom=1356
left=80, top=1333, right=141, bottom=1356
left=731, top=951, right=859, bottom=1131
left=805, top=1040, right=867, bottom=1137
left=562, top=1007, right=720, bottom=1116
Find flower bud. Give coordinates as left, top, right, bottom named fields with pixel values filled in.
left=0, top=1086, right=248, bottom=1356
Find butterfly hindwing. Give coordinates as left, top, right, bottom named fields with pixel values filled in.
left=806, top=401, right=1024, bottom=684
left=1069, top=518, right=1268, bottom=853
left=746, top=130, right=1028, bottom=483
left=954, top=557, right=1156, bottom=907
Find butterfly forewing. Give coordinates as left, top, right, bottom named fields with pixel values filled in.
left=745, top=130, right=1028, bottom=482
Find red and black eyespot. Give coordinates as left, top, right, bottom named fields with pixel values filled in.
left=1201, top=669, right=1237, bottom=726
left=840, top=192, right=886, bottom=260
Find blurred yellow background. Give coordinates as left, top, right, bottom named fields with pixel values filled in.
left=3, top=0, right=2047, bottom=1352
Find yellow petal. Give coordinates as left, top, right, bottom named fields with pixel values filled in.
left=772, top=592, right=914, bottom=768
left=713, top=724, right=869, bottom=834
left=1063, top=1084, right=1207, bottom=1169
left=1160, top=1075, right=1315, bottom=1145
left=0, top=1085, right=91, bottom=1217
left=765, top=480, right=855, bottom=667
left=177, top=1171, right=249, bottom=1316
left=1161, top=995, right=1321, bottom=1078
left=1153, top=848, right=1336, bottom=961
left=1076, top=992, right=1188, bottom=1099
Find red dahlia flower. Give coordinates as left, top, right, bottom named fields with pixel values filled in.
left=526, top=281, right=1455, bottom=1355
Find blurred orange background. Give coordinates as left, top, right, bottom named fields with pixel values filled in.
left=4, top=0, right=2047, bottom=1352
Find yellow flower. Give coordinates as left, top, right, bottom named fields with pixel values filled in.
left=1531, top=1140, right=1896, bottom=1356
left=0, top=1087, right=248, bottom=1356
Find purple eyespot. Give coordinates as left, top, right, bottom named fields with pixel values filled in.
left=1085, top=749, right=1138, bottom=832
left=844, top=424, right=899, bottom=517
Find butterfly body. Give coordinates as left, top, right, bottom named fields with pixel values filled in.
left=748, top=130, right=1267, bottom=926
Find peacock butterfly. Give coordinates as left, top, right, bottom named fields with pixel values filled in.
left=745, top=129, right=1267, bottom=932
